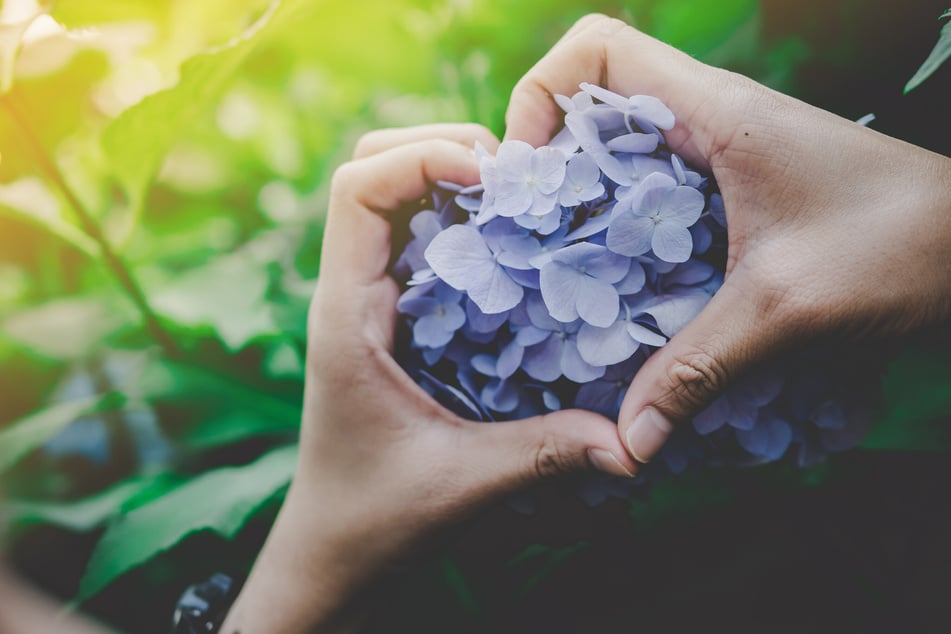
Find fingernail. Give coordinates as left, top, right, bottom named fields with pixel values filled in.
left=587, top=449, right=635, bottom=478
left=625, top=408, right=673, bottom=464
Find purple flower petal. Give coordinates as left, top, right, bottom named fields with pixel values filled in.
left=626, top=322, right=666, bottom=347
left=651, top=221, right=694, bottom=263
left=606, top=210, right=654, bottom=256
left=577, top=320, right=638, bottom=366
left=425, top=225, right=523, bottom=314
left=645, top=292, right=710, bottom=337
left=606, top=132, right=658, bottom=153
left=560, top=340, right=606, bottom=382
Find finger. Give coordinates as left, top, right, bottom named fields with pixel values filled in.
left=504, top=14, right=717, bottom=167
left=616, top=277, right=794, bottom=464
left=322, top=139, right=480, bottom=288
left=352, top=123, right=500, bottom=159
left=454, top=409, right=638, bottom=501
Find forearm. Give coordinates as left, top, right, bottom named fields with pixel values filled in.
left=0, top=569, right=112, bottom=634
left=218, top=488, right=370, bottom=634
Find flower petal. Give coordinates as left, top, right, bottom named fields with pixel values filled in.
left=577, top=321, right=638, bottom=366
left=626, top=321, right=667, bottom=347
left=522, top=336, right=564, bottom=382
left=645, top=292, right=710, bottom=337
left=560, top=340, right=606, bottom=382
left=576, top=276, right=620, bottom=327
left=651, top=221, right=694, bottom=263
left=539, top=261, right=582, bottom=323
left=629, top=95, right=675, bottom=130
left=606, top=132, right=659, bottom=153
left=659, top=186, right=705, bottom=225
left=606, top=211, right=655, bottom=257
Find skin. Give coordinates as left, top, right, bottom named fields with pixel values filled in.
left=3, top=13, right=950, bottom=634
left=504, top=14, right=951, bottom=464
left=219, top=124, right=635, bottom=633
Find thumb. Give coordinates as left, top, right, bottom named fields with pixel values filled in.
left=456, top=409, right=637, bottom=502
left=618, top=278, right=792, bottom=464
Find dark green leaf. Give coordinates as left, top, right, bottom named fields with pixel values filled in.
left=7, top=477, right=156, bottom=532
left=78, top=444, right=297, bottom=600
left=905, top=10, right=951, bottom=93
left=440, top=558, right=480, bottom=618
left=139, top=359, right=300, bottom=425
left=0, top=393, right=125, bottom=473
left=179, top=412, right=298, bottom=450
left=862, top=348, right=951, bottom=450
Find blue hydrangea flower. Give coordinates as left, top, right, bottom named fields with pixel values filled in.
left=478, top=141, right=567, bottom=234
left=606, top=172, right=705, bottom=263
left=425, top=224, right=523, bottom=314
left=392, top=84, right=881, bottom=503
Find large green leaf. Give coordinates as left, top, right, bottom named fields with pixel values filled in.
left=49, top=0, right=164, bottom=29
left=101, top=0, right=313, bottom=245
left=0, top=177, right=99, bottom=257
left=179, top=411, right=298, bottom=450
left=862, top=347, right=951, bottom=451
left=2, top=294, right=137, bottom=360
left=148, top=250, right=279, bottom=351
left=7, top=477, right=157, bottom=532
left=0, top=392, right=124, bottom=473
left=0, top=1, right=43, bottom=92
left=649, top=0, right=757, bottom=59
left=139, top=358, right=300, bottom=424
left=905, top=9, right=951, bottom=93
left=78, top=444, right=297, bottom=600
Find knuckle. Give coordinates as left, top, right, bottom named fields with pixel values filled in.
left=577, top=13, right=625, bottom=35
left=458, top=122, right=493, bottom=141
left=352, top=130, right=386, bottom=158
left=329, top=159, right=364, bottom=198
left=665, top=347, right=729, bottom=411
left=532, top=428, right=571, bottom=480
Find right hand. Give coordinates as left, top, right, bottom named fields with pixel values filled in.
left=505, top=14, right=951, bottom=464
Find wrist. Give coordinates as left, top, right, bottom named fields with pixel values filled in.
left=218, top=484, right=371, bottom=634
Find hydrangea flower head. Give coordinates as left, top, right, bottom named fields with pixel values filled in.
left=392, top=84, right=879, bottom=501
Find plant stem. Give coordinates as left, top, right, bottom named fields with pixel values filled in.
left=2, top=95, right=179, bottom=357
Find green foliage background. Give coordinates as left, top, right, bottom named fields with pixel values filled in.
left=0, top=0, right=948, bottom=631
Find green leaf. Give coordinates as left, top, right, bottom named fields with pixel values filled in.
left=78, top=444, right=297, bottom=600
left=149, top=250, right=279, bottom=351
left=0, top=177, right=99, bottom=257
left=101, top=0, right=314, bottom=244
left=139, top=359, right=300, bottom=425
left=3, top=294, right=136, bottom=360
left=179, top=411, right=297, bottom=450
left=905, top=10, right=951, bottom=93
left=0, top=393, right=125, bottom=473
left=650, top=0, right=757, bottom=59
left=629, top=472, right=737, bottom=531
left=7, top=477, right=156, bottom=532
left=862, top=348, right=951, bottom=450
left=0, top=1, right=42, bottom=92
left=49, top=0, right=164, bottom=29
left=440, top=558, right=480, bottom=618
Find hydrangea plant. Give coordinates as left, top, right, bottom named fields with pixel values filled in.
left=393, top=84, right=876, bottom=502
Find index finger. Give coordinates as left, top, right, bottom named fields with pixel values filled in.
left=320, top=139, right=480, bottom=289
left=503, top=15, right=715, bottom=167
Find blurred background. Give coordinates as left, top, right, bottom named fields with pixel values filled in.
left=0, top=0, right=949, bottom=632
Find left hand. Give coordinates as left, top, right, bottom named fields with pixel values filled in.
left=220, top=124, right=636, bottom=634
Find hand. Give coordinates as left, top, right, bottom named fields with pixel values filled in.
left=506, top=14, right=951, bottom=464
left=219, top=124, right=636, bottom=634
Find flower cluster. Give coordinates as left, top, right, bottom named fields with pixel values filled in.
left=393, top=84, right=875, bottom=499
